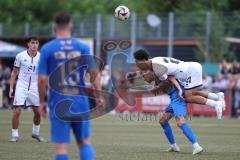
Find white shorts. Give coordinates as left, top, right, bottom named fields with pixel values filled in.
left=184, top=62, right=203, bottom=89
left=13, top=81, right=40, bottom=107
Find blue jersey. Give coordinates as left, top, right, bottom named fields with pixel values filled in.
left=38, top=37, right=91, bottom=113
left=164, top=82, right=187, bottom=117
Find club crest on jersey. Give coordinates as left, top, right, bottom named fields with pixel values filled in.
left=24, top=59, right=27, bottom=62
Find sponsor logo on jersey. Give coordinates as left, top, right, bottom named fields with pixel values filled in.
left=54, top=51, right=66, bottom=59
left=67, top=51, right=81, bottom=59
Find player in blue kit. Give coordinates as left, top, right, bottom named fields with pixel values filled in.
left=37, top=12, right=104, bottom=160
left=141, top=71, right=203, bottom=155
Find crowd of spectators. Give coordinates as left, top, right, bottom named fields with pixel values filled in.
left=0, top=60, right=11, bottom=108
left=203, top=60, right=240, bottom=118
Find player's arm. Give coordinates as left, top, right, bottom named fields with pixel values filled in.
left=9, top=67, right=19, bottom=98
left=150, top=80, right=171, bottom=95
left=168, top=75, right=184, bottom=99
left=37, top=46, right=49, bottom=117
left=38, top=75, right=48, bottom=117
left=38, top=75, right=47, bottom=105
left=87, top=68, right=104, bottom=108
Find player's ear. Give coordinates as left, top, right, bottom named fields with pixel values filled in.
left=69, top=23, right=73, bottom=32
left=52, top=23, right=56, bottom=34
left=27, top=41, right=30, bottom=48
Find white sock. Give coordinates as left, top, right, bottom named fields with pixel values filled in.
left=193, top=142, right=200, bottom=149
left=32, top=124, right=40, bottom=136
left=12, top=129, right=19, bottom=137
left=205, top=99, right=218, bottom=108
left=207, top=93, right=219, bottom=101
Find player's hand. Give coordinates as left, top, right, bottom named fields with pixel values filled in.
left=9, top=88, right=14, bottom=98
left=39, top=103, right=47, bottom=118
left=151, top=87, right=161, bottom=96
left=178, top=90, right=184, bottom=100
left=96, top=97, right=105, bottom=110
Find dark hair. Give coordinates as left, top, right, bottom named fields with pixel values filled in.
left=54, top=12, right=72, bottom=28
left=134, top=49, right=149, bottom=60
left=27, top=36, right=38, bottom=43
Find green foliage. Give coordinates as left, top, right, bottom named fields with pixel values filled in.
left=1, top=0, right=240, bottom=23
left=1, top=0, right=240, bottom=61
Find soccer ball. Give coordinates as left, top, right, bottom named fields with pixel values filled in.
left=115, top=6, right=130, bottom=21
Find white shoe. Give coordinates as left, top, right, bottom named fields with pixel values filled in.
left=32, top=134, right=46, bottom=142
left=10, top=136, right=19, bottom=142
left=215, top=101, right=223, bottom=119
left=166, top=144, right=180, bottom=152
left=217, top=92, right=226, bottom=111
left=192, top=146, right=203, bottom=155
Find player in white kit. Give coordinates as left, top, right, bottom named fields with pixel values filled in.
left=9, top=37, right=45, bottom=142
left=133, top=49, right=225, bottom=119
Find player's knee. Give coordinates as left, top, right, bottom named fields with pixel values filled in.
left=77, top=137, right=91, bottom=148
left=176, top=116, right=185, bottom=127
left=159, top=118, right=166, bottom=126
left=34, top=110, right=40, bottom=117
left=13, top=108, right=21, bottom=117
left=185, top=96, right=194, bottom=103
left=55, top=143, right=69, bottom=154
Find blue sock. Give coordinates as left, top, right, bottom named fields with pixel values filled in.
left=179, top=123, right=197, bottom=144
left=55, top=154, right=68, bottom=160
left=80, top=144, right=95, bottom=160
left=161, top=122, right=176, bottom=144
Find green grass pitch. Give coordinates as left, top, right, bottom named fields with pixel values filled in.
left=0, top=110, right=240, bottom=160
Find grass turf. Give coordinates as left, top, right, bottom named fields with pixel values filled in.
left=0, top=110, right=240, bottom=160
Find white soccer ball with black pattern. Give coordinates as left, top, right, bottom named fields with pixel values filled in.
left=115, top=6, right=130, bottom=21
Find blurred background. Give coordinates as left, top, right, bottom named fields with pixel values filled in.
left=0, top=0, right=240, bottom=118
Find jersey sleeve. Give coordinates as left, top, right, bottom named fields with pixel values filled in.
left=152, top=60, right=168, bottom=78
left=38, top=46, right=49, bottom=75
left=81, top=43, right=96, bottom=69
left=14, top=54, right=21, bottom=68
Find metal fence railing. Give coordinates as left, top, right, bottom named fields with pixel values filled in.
left=1, top=12, right=240, bottom=61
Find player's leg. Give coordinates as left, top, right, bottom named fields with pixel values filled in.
left=184, top=62, right=224, bottom=119
left=27, top=90, right=45, bottom=141
left=55, top=143, right=69, bottom=160
left=31, top=107, right=45, bottom=141
left=171, top=92, right=202, bottom=155
left=185, top=87, right=224, bottom=119
left=11, top=106, right=22, bottom=141
left=50, top=112, right=71, bottom=160
left=193, top=90, right=223, bottom=101
left=160, top=108, right=180, bottom=152
left=10, top=86, right=27, bottom=142
left=77, top=137, right=94, bottom=160
left=175, top=116, right=203, bottom=155
left=73, top=121, right=94, bottom=160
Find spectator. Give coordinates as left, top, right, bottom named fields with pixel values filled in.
left=100, top=65, right=111, bottom=90
left=229, top=61, right=240, bottom=75
left=202, top=73, right=213, bottom=90
left=219, top=60, right=230, bottom=76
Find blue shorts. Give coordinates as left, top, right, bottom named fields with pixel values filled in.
left=49, top=97, right=92, bottom=143
left=50, top=114, right=91, bottom=143
left=164, top=99, right=187, bottom=117
left=164, top=85, right=187, bottom=117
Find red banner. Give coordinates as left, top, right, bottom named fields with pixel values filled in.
left=115, top=93, right=230, bottom=117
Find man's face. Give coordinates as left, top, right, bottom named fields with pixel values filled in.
left=136, top=60, right=150, bottom=71
left=141, top=70, right=155, bottom=83
left=28, top=40, right=39, bottom=52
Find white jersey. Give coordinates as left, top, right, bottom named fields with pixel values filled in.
left=14, top=50, right=40, bottom=88
left=150, top=57, right=203, bottom=89
left=150, top=57, right=189, bottom=81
